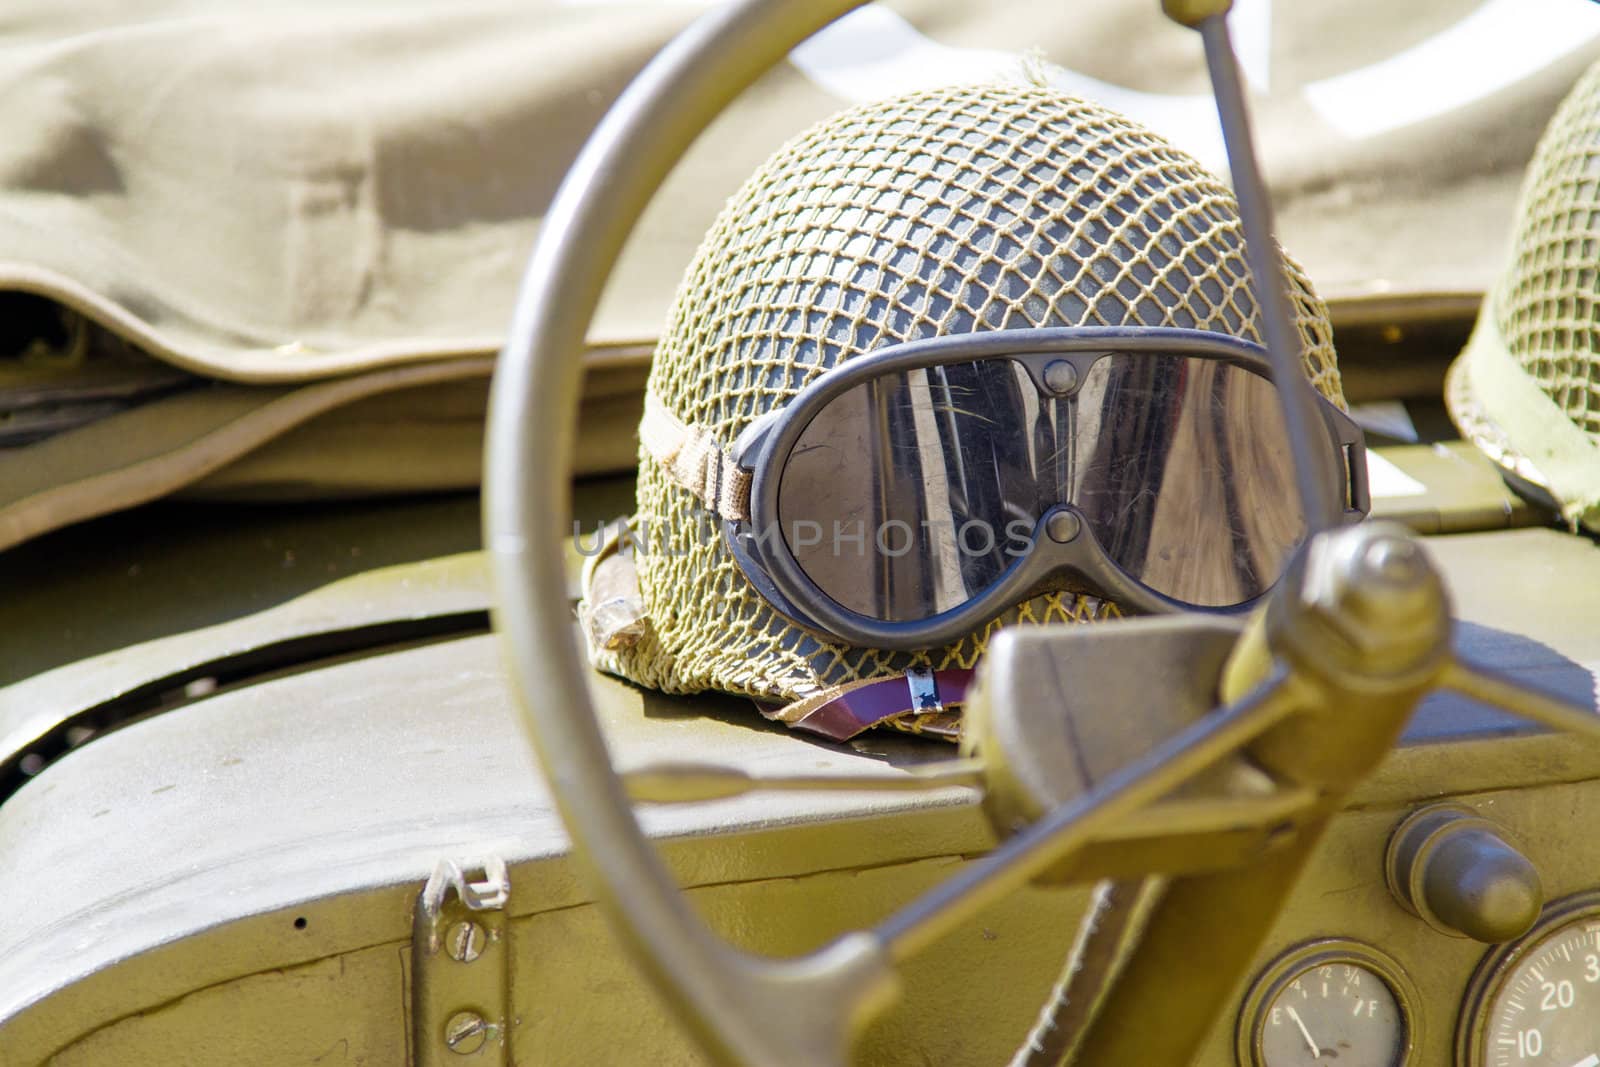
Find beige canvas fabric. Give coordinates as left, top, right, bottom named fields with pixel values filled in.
left=3, top=0, right=1599, bottom=545
left=0, top=351, right=648, bottom=550
left=0, top=1, right=816, bottom=381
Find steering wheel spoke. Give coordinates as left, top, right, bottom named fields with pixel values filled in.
left=611, top=674, right=1317, bottom=1061
left=1441, top=656, right=1600, bottom=739
left=872, top=672, right=1301, bottom=964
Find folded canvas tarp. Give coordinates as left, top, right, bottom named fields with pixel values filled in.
left=3, top=0, right=1598, bottom=548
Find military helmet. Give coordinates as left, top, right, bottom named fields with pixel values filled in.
left=581, top=73, right=1345, bottom=734
left=1447, top=56, right=1600, bottom=533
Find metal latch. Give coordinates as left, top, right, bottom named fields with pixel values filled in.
left=412, top=857, right=511, bottom=1064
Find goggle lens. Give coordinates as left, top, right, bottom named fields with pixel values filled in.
left=774, top=351, right=1306, bottom=621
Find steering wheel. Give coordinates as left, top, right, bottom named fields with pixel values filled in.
left=484, top=2, right=1600, bottom=1064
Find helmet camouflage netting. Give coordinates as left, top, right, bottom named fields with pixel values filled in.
left=1448, top=55, right=1600, bottom=532
left=584, top=76, right=1344, bottom=714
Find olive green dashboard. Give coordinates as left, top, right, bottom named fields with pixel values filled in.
left=0, top=454, right=1596, bottom=1065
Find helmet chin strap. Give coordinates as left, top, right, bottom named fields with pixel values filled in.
left=762, top=667, right=972, bottom=742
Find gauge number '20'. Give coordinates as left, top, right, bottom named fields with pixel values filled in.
left=1485, top=921, right=1600, bottom=1066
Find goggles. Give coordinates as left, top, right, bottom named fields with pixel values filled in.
left=646, top=326, right=1368, bottom=651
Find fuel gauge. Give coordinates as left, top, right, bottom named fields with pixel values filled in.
left=1239, top=940, right=1419, bottom=1066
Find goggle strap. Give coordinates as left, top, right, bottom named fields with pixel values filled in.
left=640, top=391, right=751, bottom=521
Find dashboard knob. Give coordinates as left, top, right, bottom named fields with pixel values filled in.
left=1385, top=804, right=1543, bottom=944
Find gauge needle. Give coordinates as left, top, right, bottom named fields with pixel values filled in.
left=1567, top=1056, right=1599, bottom=1067
left=1285, top=1005, right=1321, bottom=1058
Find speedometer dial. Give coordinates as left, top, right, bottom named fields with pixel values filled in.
left=1462, top=891, right=1600, bottom=1066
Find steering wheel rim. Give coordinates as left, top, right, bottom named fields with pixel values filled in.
left=486, top=2, right=1318, bottom=1061
left=485, top=0, right=1348, bottom=1060
left=485, top=3, right=1357, bottom=1063
left=485, top=3, right=899, bottom=1065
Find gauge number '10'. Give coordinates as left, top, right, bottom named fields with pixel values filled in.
left=1485, top=922, right=1600, bottom=1066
